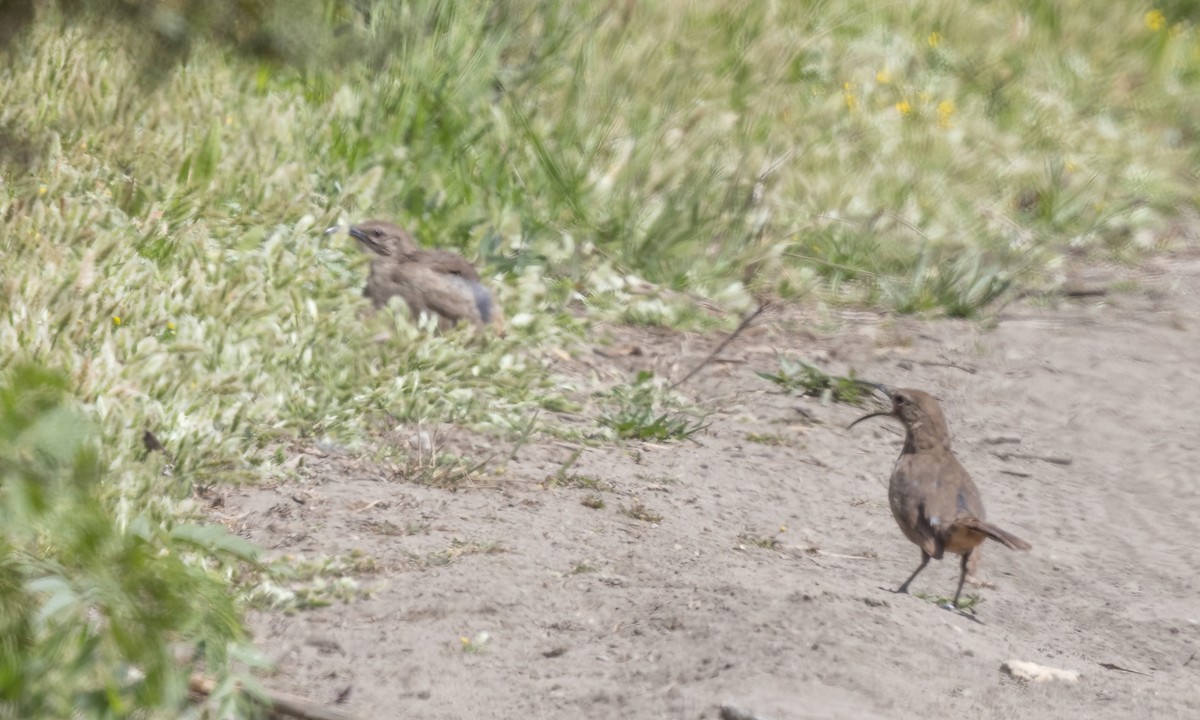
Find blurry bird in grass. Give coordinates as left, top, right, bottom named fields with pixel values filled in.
left=326, top=220, right=504, bottom=335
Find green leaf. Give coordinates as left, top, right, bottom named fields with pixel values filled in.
left=29, top=576, right=81, bottom=626
left=170, top=523, right=262, bottom=564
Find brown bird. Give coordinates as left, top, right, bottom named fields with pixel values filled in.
left=849, top=387, right=1031, bottom=606
left=342, top=219, right=503, bottom=333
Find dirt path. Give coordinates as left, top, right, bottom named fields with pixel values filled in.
left=219, top=255, right=1200, bottom=719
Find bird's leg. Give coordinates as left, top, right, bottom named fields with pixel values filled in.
left=953, top=551, right=971, bottom=606
left=895, top=551, right=931, bottom=594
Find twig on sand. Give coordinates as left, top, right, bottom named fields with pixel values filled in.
left=1062, top=286, right=1109, bottom=298
left=992, top=451, right=1073, bottom=466
left=189, top=675, right=359, bottom=720
left=1098, top=662, right=1151, bottom=676
left=793, top=547, right=874, bottom=561
left=670, top=303, right=769, bottom=390
left=898, top=358, right=979, bottom=375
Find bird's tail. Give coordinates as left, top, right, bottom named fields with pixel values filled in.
left=959, top=517, right=1032, bottom=551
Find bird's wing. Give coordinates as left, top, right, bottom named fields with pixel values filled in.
left=413, top=249, right=483, bottom=282
left=910, top=451, right=1002, bottom=555
left=905, top=451, right=978, bottom=520
left=889, top=457, right=942, bottom=558
left=413, top=250, right=497, bottom=324
left=394, top=264, right=484, bottom=327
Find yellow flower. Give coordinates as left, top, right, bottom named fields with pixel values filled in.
left=1145, top=10, right=1165, bottom=31
left=38, top=185, right=47, bottom=195
left=225, top=114, right=234, bottom=126
left=112, top=316, right=122, bottom=326
left=928, top=31, right=941, bottom=48
left=876, top=68, right=892, bottom=84
left=778, top=525, right=787, bottom=534
left=843, top=82, right=858, bottom=112
left=167, top=321, right=176, bottom=331
left=937, top=100, right=955, bottom=128
left=896, top=99, right=912, bottom=116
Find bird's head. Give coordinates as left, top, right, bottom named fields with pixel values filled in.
left=848, top=385, right=951, bottom=448
left=346, top=220, right=419, bottom=258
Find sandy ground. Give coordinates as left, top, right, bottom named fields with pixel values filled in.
left=217, top=254, right=1200, bottom=719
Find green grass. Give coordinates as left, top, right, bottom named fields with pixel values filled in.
left=757, top=357, right=870, bottom=405
left=248, top=550, right=382, bottom=611
left=548, top=473, right=615, bottom=492
left=4, top=0, right=1198, bottom=478
left=914, top=591, right=984, bottom=613
left=3, top=0, right=1200, bottom=714
left=598, top=371, right=711, bottom=441
left=745, top=432, right=792, bottom=446
left=619, top=499, right=664, bottom=523
left=425, top=539, right=507, bottom=567
left=0, top=365, right=261, bottom=717
left=737, top=528, right=787, bottom=550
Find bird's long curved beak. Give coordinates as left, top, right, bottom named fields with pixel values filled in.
left=848, top=410, right=895, bottom=429
left=346, top=224, right=388, bottom=255
left=848, top=381, right=894, bottom=429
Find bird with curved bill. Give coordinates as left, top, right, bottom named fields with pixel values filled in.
left=849, top=385, right=1031, bottom=607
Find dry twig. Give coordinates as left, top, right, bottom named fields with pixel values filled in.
left=670, top=303, right=769, bottom=390
left=189, top=675, right=359, bottom=720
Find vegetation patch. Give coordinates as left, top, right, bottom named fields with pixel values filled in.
left=757, top=357, right=870, bottom=405
left=0, top=365, right=259, bottom=717
left=599, top=372, right=711, bottom=441
left=620, top=499, right=664, bottom=524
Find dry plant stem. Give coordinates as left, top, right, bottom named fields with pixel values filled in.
left=188, top=674, right=359, bottom=720
left=1063, top=287, right=1109, bottom=298
left=992, top=451, right=1073, bottom=466
left=720, top=703, right=776, bottom=720
left=806, top=549, right=874, bottom=560
left=670, top=303, right=769, bottom=390
left=1098, top=662, right=1151, bottom=676
left=908, top=359, right=978, bottom=374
